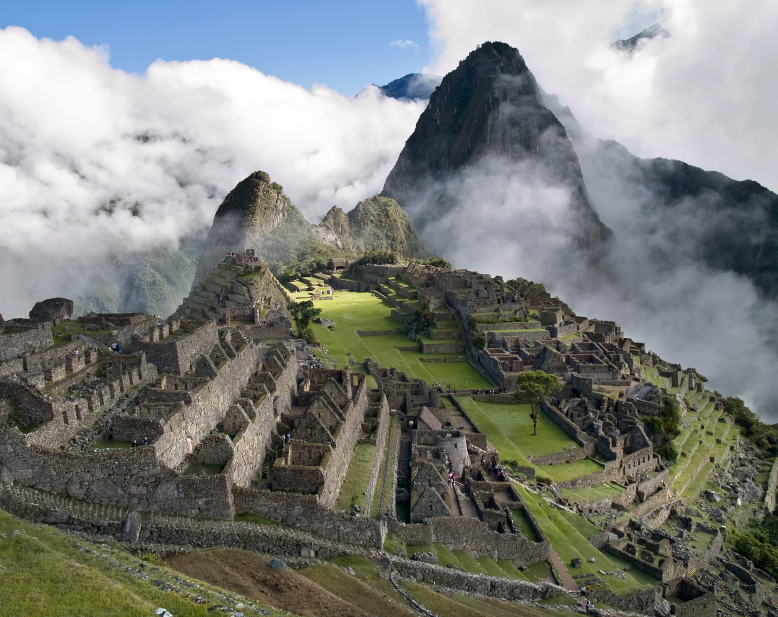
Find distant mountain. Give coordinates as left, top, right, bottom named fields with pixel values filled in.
left=318, top=196, right=430, bottom=257
left=192, top=171, right=431, bottom=290
left=612, top=23, right=670, bottom=53
left=192, top=171, right=311, bottom=286
left=378, top=74, right=442, bottom=101
left=382, top=42, right=611, bottom=273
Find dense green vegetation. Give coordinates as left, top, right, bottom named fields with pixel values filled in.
left=732, top=530, right=778, bottom=579
left=724, top=396, right=778, bottom=457
left=643, top=394, right=682, bottom=441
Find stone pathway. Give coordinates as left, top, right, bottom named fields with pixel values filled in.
left=548, top=547, right=578, bottom=591
left=452, top=482, right=480, bottom=518
left=448, top=484, right=462, bottom=516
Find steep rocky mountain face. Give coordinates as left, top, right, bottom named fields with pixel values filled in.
left=318, top=196, right=430, bottom=257
left=378, top=73, right=442, bottom=101
left=192, top=171, right=311, bottom=286
left=382, top=42, right=611, bottom=278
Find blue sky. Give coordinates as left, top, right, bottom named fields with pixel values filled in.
left=0, top=0, right=434, bottom=95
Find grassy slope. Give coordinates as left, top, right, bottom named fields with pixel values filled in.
left=514, top=485, right=657, bottom=591
left=334, top=443, right=377, bottom=512
left=310, top=291, right=490, bottom=389
left=0, top=509, right=287, bottom=617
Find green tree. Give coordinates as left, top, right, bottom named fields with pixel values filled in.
left=287, top=300, right=322, bottom=337
left=515, top=371, right=562, bottom=436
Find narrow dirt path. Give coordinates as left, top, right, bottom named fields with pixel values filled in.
left=548, top=547, right=578, bottom=591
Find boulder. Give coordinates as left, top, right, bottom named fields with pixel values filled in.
left=121, top=511, right=142, bottom=543
left=268, top=559, right=287, bottom=568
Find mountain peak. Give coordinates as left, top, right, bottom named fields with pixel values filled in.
left=613, top=23, right=670, bottom=53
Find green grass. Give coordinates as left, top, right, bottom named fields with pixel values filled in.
left=455, top=397, right=582, bottom=472
left=561, top=483, right=623, bottom=503
left=514, top=485, right=656, bottom=591
left=310, top=291, right=490, bottom=388
left=536, top=458, right=604, bottom=483
left=560, top=332, right=582, bottom=341
left=372, top=417, right=400, bottom=518
left=0, top=509, right=284, bottom=617
left=299, top=563, right=415, bottom=617
left=452, top=550, right=488, bottom=574
left=49, top=320, right=114, bottom=348
left=91, top=438, right=133, bottom=450
left=334, top=443, right=377, bottom=511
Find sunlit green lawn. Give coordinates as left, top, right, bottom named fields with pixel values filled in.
left=309, top=291, right=490, bottom=389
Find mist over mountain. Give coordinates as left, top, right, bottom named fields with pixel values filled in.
left=382, top=41, right=611, bottom=286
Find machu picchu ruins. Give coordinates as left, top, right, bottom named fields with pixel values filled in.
left=4, top=236, right=778, bottom=617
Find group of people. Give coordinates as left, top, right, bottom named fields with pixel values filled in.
left=470, top=386, right=507, bottom=395
left=481, top=458, right=506, bottom=481
left=447, top=470, right=456, bottom=487
left=109, top=342, right=122, bottom=353
left=578, top=597, right=595, bottom=614
left=131, top=436, right=149, bottom=447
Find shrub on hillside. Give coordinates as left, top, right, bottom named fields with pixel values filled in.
left=724, top=397, right=778, bottom=457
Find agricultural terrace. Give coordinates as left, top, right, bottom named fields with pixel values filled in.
left=514, top=485, right=658, bottom=591
left=309, top=291, right=491, bottom=389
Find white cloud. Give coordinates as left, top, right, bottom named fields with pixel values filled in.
left=0, top=27, right=425, bottom=318
left=389, top=39, right=420, bottom=52
left=419, top=0, right=778, bottom=194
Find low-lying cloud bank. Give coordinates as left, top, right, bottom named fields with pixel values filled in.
left=0, top=27, right=425, bottom=317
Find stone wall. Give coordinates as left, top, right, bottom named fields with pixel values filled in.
left=319, top=379, right=368, bottom=507
left=126, top=321, right=219, bottom=376
left=148, top=341, right=258, bottom=469
left=637, top=469, right=669, bottom=502
left=585, top=585, right=661, bottom=614
left=389, top=557, right=564, bottom=601
left=421, top=341, right=465, bottom=354
left=487, top=330, right=550, bottom=343
left=764, top=458, right=778, bottom=514
left=0, top=428, right=233, bottom=518
left=558, top=460, right=618, bottom=490
left=540, top=400, right=590, bottom=448
left=233, top=486, right=385, bottom=547
left=362, top=395, right=390, bottom=517
left=387, top=516, right=550, bottom=567
left=527, top=449, right=585, bottom=465
left=0, top=322, right=53, bottom=361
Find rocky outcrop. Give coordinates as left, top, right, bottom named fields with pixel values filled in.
left=192, top=171, right=312, bottom=286
left=318, top=196, right=430, bottom=258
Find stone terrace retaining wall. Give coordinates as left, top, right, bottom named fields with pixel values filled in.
left=764, top=458, right=778, bottom=514
left=586, top=585, right=661, bottom=614
left=558, top=460, right=619, bottom=490
left=0, top=322, right=53, bottom=362
left=528, top=449, right=585, bottom=465
left=0, top=428, right=233, bottom=519
left=0, top=484, right=568, bottom=603
left=387, top=516, right=550, bottom=567
left=233, top=486, right=385, bottom=547
left=389, top=557, right=564, bottom=601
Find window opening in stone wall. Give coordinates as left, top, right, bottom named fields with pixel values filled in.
left=74, top=405, right=82, bottom=420
left=62, top=410, right=69, bottom=425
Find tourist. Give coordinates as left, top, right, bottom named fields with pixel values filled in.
left=132, top=440, right=137, bottom=448
left=142, top=436, right=148, bottom=446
